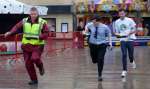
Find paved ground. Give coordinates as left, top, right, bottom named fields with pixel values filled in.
left=0, top=46, right=150, bottom=89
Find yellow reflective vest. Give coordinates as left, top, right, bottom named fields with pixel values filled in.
left=22, top=17, right=47, bottom=45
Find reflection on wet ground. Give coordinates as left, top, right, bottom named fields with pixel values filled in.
left=0, top=46, right=150, bottom=89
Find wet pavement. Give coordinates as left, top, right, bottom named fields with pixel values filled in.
left=0, top=46, right=150, bottom=89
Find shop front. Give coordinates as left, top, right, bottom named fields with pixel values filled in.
left=75, top=0, right=150, bottom=46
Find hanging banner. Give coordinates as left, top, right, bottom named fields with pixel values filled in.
left=76, top=0, right=146, bottom=12
left=9, top=0, right=24, bottom=14
left=0, top=0, right=48, bottom=15
left=0, top=0, right=11, bottom=14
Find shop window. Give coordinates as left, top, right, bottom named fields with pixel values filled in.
left=61, top=23, right=68, bottom=32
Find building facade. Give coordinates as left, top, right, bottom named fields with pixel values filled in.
left=17, top=0, right=76, bottom=35
left=17, top=0, right=150, bottom=36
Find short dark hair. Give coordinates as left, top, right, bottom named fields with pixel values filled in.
left=30, top=7, right=39, bottom=15
left=91, top=14, right=101, bottom=21
left=30, top=7, right=38, bottom=12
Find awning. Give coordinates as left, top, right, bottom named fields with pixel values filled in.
left=0, top=0, right=48, bottom=15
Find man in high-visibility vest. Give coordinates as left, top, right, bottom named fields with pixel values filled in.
left=4, top=7, right=49, bottom=85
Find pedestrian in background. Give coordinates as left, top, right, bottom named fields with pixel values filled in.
left=84, top=15, right=112, bottom=81
left=114, top=9, right=137, bottom=77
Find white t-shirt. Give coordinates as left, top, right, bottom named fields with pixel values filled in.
left=114, top=17, right=136, bottom=41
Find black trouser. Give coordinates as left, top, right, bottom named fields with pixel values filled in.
left=120, top=41, right=134, bottom=71
left=89, top=43, right=107, bottom=77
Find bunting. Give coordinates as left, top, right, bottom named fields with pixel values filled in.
left=76, top=0, right=146, bottom=13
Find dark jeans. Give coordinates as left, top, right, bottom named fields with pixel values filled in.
left=120, top=41, right=134, bottom=71
left=89, top=43, right=107, bottom=77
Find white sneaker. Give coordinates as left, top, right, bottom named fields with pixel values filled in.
left=131, top=61, right=136, bottom=69
left=121, top=71, right=127, bottom=77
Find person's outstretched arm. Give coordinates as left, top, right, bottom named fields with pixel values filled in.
left=4, top=20, right=23, bottom=37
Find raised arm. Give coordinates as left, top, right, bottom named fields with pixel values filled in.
left=4, top=20, right=23, bottom=37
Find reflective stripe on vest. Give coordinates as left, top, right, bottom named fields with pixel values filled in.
left=22, top=17, right=47, bottom=45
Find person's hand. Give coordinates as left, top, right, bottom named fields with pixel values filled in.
left=128, top=31, right=134, bottom=36
left=114, top=33, right=119, bottom=36
left=4, top=32, right=11, bottom=38
left=82, top=30, right=86, bottom=35
left=114, top=33, right=121, bottom=38
left=108, top=43, right=113, bottom=51
left=115, top=33, right=128, bottom=38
